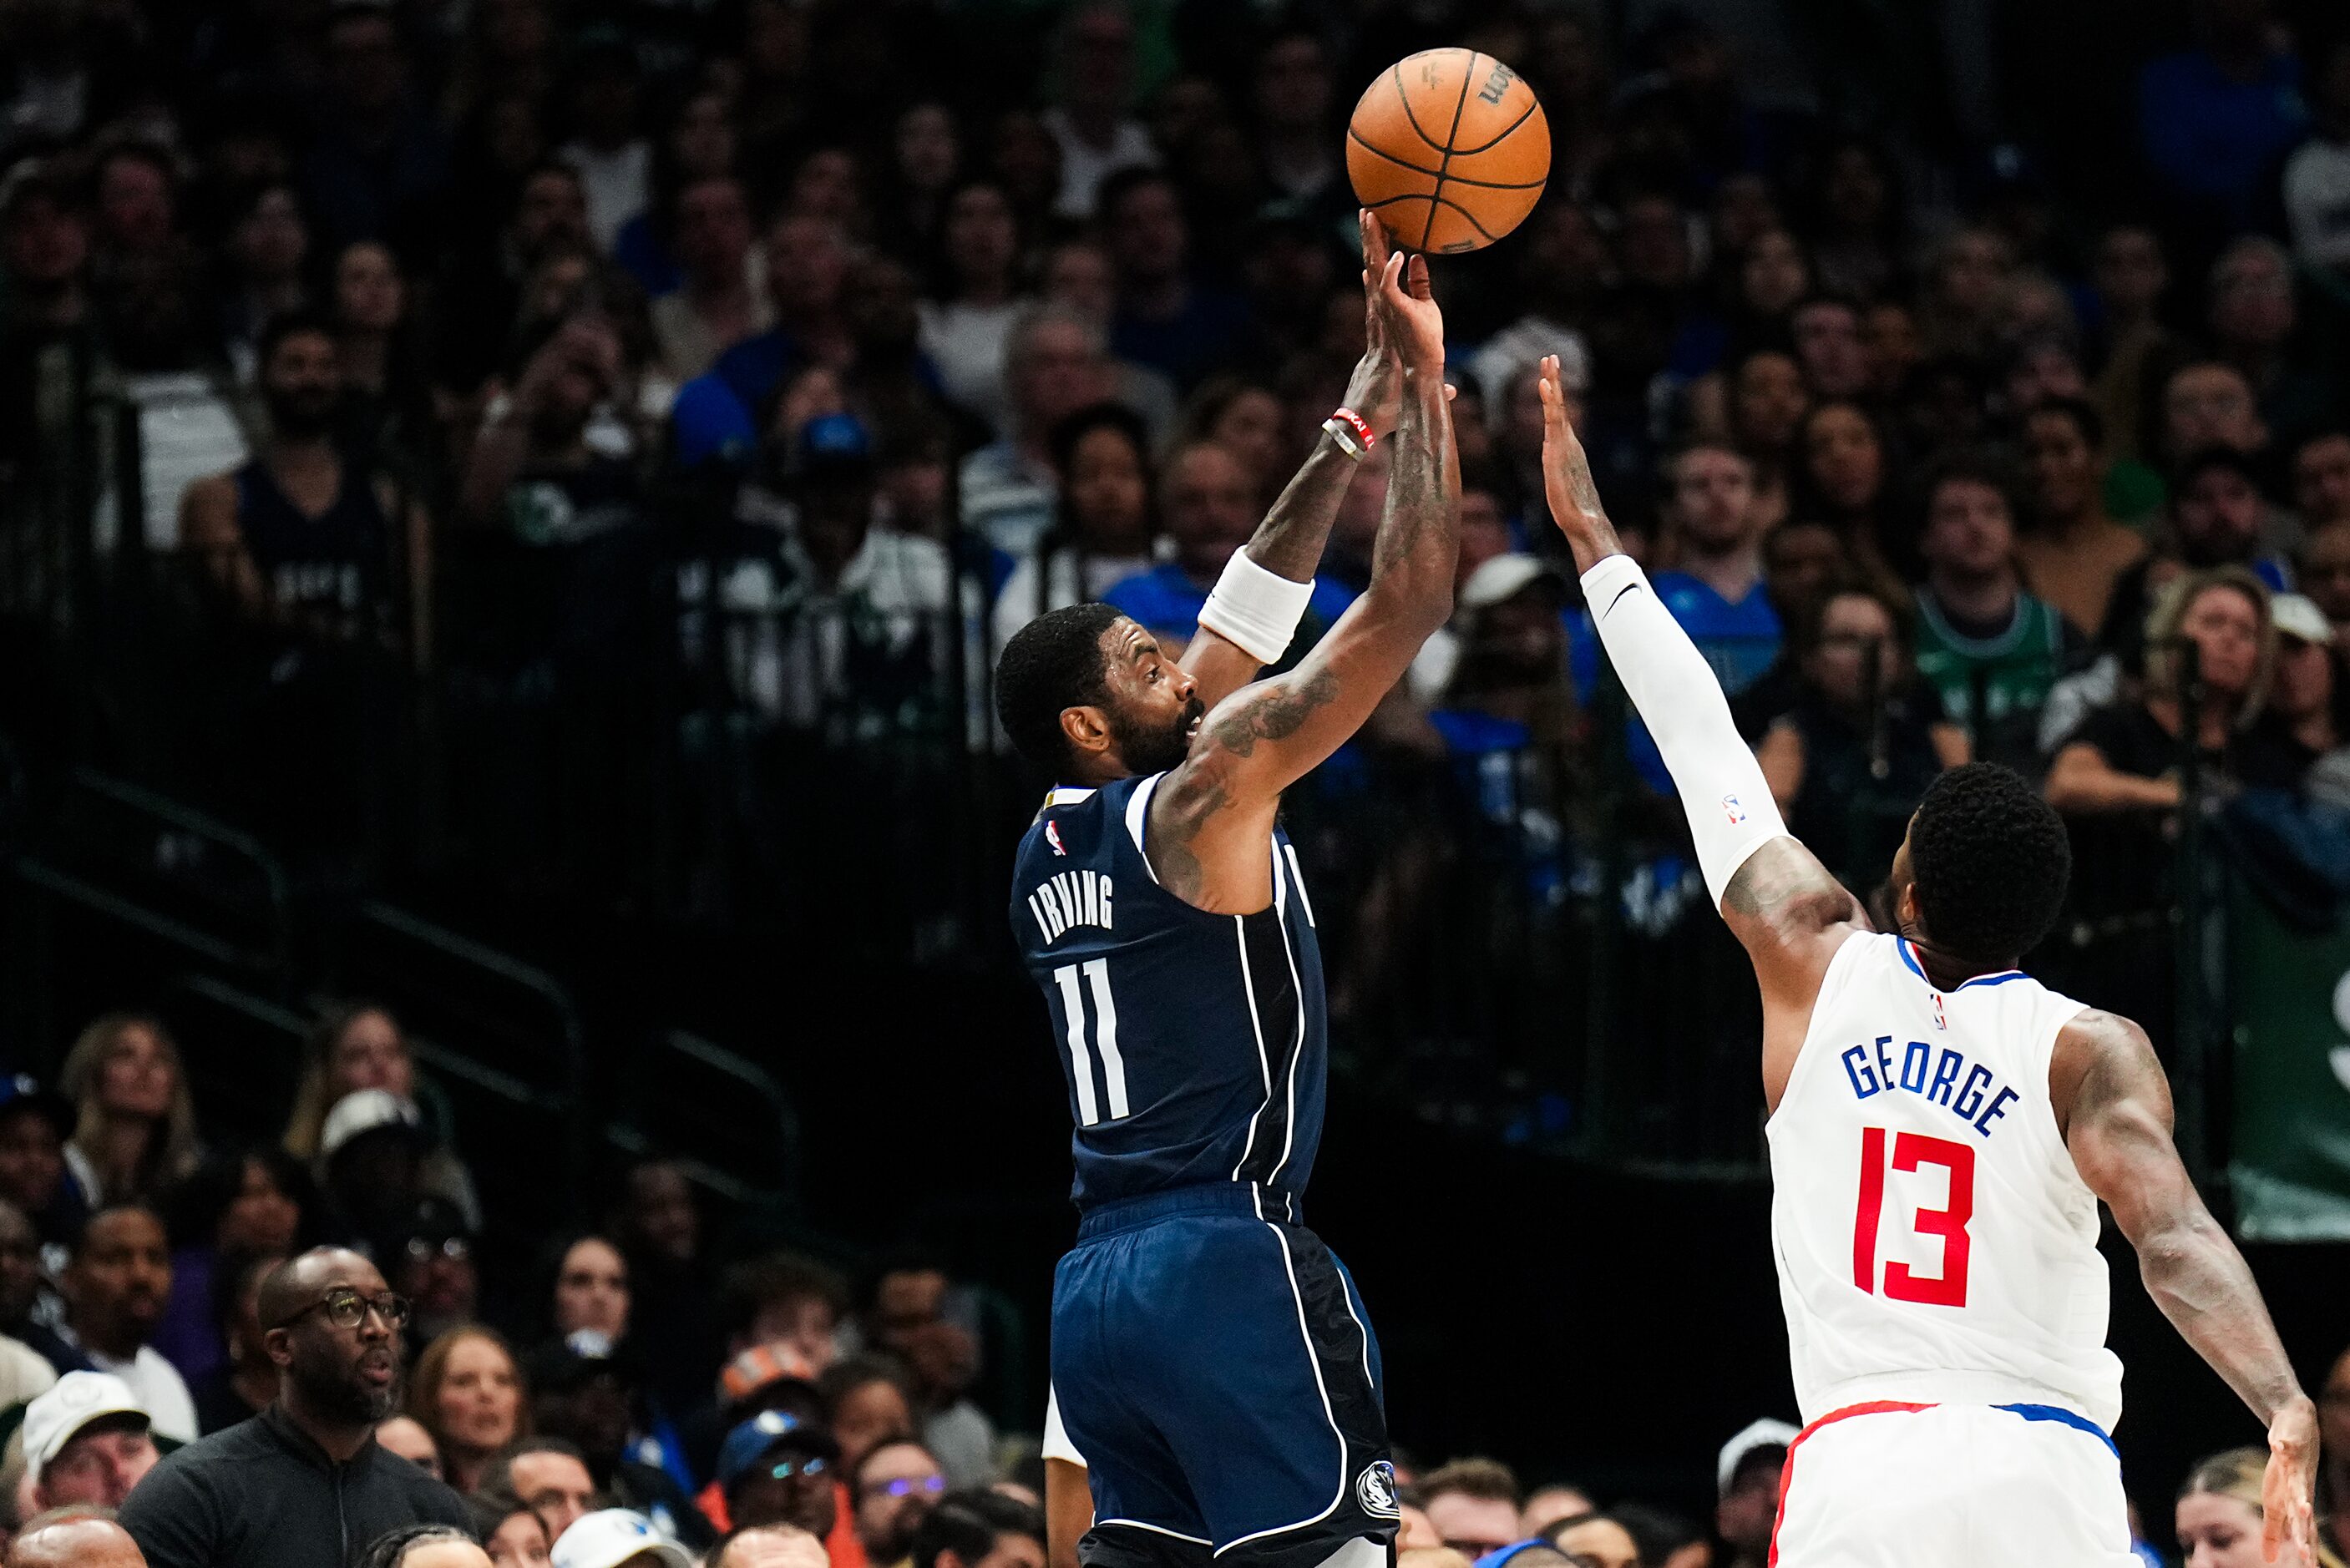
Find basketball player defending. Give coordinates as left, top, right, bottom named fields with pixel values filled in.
left=1532, top=353, right=2317, bottom=1565
left=992, top=214, right=1457, bottom=1568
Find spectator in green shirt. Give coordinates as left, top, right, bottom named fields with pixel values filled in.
left=1911, top=453, right=2080, bottom=771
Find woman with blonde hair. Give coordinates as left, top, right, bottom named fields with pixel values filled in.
left=2048, top=564, right=2277, bottom=812
left=408, top=1325, right=529, bottom=1495
left=2047, top=565, right=2276, bottom=923
left=57, top=1013, right=200, bottom=1207
left=2177, top=1447, right=2346, bottom=1568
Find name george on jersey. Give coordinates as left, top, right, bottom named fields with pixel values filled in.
left=1027, top=869, right=1115, bottom=945
left=1839, top=1034, right=2021, bottom=1139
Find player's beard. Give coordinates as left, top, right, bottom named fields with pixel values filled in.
left=1112, top=692, right=1203, bottom=776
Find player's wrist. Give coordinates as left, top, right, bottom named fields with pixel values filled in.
left=1321, top=407, right=1374, bottom=460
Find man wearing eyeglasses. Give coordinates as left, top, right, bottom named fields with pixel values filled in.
left=854, top=1439, right=947, bottom=1568
left=116, top=1247, right=473, bottom=1568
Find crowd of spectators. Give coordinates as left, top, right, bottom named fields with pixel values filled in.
left=8, top=0, right=2350, bottom=1560
left=4, top=0, right=2350, bottom=947
left=0, top=989, right=2339, bottom=1568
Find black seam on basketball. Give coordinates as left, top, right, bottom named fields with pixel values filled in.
left=1428, top=193, right=1499, bottom=243
left=1430, top=170, right=1548, bottom=191
left=1451, top=99, right=1542, bottom=158
left=1360, top=194, right=1434, bottom=210
left=1390, top=63, right=1450, bottom=159
left=1425, top=53, right=1478, bottom=251
left=1347, top=128, right=1441, bottom=179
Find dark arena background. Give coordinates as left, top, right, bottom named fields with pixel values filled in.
left=4, top=0, right=2350, bottom=1564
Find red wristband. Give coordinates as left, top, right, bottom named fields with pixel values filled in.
left=1329, top=407, right=1375, bottom=452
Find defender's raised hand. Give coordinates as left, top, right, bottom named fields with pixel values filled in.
left=1536, top=352, right=1621, bottom=572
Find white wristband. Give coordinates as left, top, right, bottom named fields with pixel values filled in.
left=1198, top=550, right=1316, bottom=666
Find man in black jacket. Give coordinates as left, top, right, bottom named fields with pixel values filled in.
left=118, top=1247, right=473, bottom=1568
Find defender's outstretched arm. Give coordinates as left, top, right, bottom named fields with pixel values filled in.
left=1182, top=212, right=1416, bottom=710
left=1147, top=250, right=1460, bottom=912
left=2055, top=1010, right=2317, bottom=1566
left=1534, top=357, right=1864, bottom=1100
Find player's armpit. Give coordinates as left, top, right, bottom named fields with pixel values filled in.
left=2055, top=1009, right=2318, bottom=1540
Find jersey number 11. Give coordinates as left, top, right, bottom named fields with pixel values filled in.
left=1053, top=959, right=1132, bottom=1127
left=1852, top=1126, right=1975, bottom=1308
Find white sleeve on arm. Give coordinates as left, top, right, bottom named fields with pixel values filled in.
left=1582, top=554, right=1787, bottom=907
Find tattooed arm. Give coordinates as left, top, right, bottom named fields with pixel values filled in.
left=1537, top=354, right=1866, bottom=1105
left=1147, top=249, right=1460, bottom=913
left=2054, top=1010, right=2317, bottom=1565
left=1183, top=212, right=1407, bottom=709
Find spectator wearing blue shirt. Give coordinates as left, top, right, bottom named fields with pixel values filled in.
left=673, top=214, right=853, bottom=463
left=2138, top=0, right=2308, bottom=240
left=1653, top=443, right=1782, bottom=696
left=1097, top=169, right=1254, bottom=392
left=1102, top=441, right=1351, bottom=655
left=1583, top=443, right=1780, bottom=796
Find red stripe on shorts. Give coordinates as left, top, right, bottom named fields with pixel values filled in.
left=1765, top=1401, right=1936, bottom=1568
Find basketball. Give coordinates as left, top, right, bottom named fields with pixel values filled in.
left=1347, top=49, right=1549, bottom=255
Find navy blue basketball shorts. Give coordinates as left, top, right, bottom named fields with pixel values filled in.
left=1052, top=1185, right=1398, bottom=1568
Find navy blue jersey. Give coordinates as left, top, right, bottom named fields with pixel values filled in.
left=1011, top=772, right=1328, bottom=1212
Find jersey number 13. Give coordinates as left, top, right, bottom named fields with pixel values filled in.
left=1851, top=1126, right=1975, bottom=1308
left=1052, top=959, right=1132, bottom=1127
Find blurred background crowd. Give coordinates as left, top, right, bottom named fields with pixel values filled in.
left=5, top=0, right=2350, bottom=1561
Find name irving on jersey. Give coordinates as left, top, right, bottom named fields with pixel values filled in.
left=1027, top=868, right=1114, bottom=945
left=1840, top=1034, right=2022, bottom=1140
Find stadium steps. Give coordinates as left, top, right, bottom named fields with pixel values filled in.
left=0, top=770, right=808, bottom=1225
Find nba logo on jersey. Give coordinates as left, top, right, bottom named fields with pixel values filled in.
left=1722, top=793, right=1748, bottom=825
left=1046, top=822, right=1066, bottom=856
left=1932, top=992, right=1948, bottom=1030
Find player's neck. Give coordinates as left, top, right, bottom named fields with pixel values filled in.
left=1905, top=931, right=2013, bottom=989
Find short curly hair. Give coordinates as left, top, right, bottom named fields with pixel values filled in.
left=995, top=602, right=1124, bottom=772
left=1907, top=762, right=2071, bottom=966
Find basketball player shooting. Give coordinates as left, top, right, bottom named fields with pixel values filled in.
left=1532, top=355, right=2318, bottom=1567
left=991, top=213, right=1457, bottom=1568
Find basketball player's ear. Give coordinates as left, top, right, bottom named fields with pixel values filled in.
left=1060, top=704, right=1114, bottom=764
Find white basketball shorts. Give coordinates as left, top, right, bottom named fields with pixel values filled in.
left=1770, top=1401, right=2140, bottom=1568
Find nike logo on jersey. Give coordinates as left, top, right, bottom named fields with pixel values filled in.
left=1840, top=1034, right=2020, bottom=1139
left=1028, top=869, right=1114, bottom=944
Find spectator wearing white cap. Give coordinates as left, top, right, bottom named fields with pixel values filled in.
left=1714, top=1419, right=1799, bottom=1568
left=1407, top=553, right=1573, bottom=707
left=317, top=1090, right=432, bottom=1247
left=23, top=1369, right=160, bottom=1511
left=552, top=1508, right=694, bottom=1568
left=2241, top=593, right=2346, bottom=789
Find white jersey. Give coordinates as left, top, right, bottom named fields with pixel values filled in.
left=1768, top=931, right=2125, bottom=1433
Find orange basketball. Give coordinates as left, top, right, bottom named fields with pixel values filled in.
left=1347, top=48, right=1549, bottom=254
